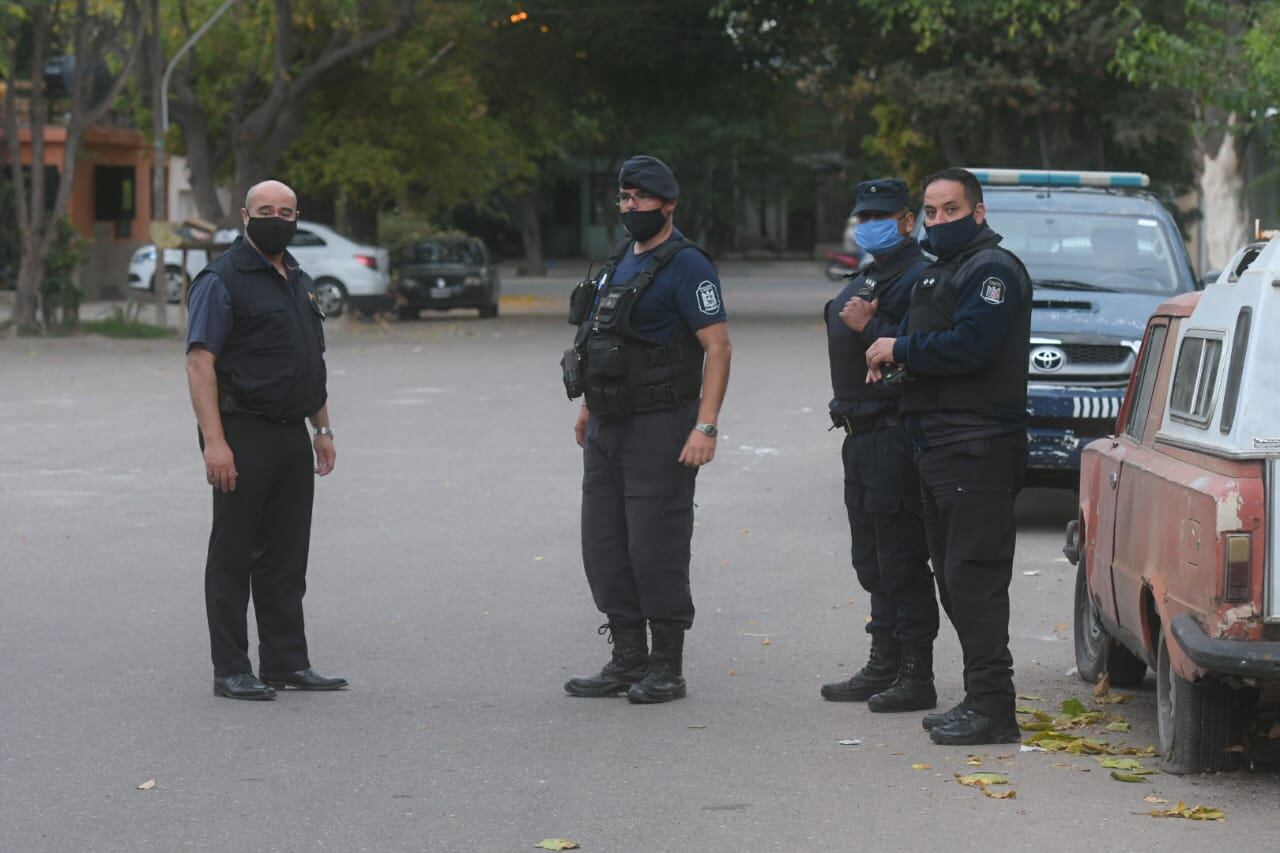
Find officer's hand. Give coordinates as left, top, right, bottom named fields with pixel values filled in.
left=839, top=296, right=877, bottom=333
left=314, top=435, right=336, bottom=476
left=204, top=439, right=237, bottom=492
left=865, top=337, right=898, bottom=382
left=574, top=405, right=590, bottom=448
left=679, top=431, right=716, bottom=468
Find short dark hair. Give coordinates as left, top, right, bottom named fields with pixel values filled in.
left=923, top=168, right=983, bottom=208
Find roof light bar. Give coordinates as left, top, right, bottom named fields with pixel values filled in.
left=965, top=168, right=1150, bottom=188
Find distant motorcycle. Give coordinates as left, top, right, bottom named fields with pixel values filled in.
left=824, top=248, right=867, bottom=281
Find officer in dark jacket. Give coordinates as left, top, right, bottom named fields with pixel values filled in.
left=865, top=167, right=1032, bottom=745
left=820, top=179, right=939, bottom=712
left=185, top=179, right=347, bottom=701
left=561, top=155, right=732, bottom=704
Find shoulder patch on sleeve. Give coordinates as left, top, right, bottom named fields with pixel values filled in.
left=980, top=277, right=1006, bottom=305
left=695, top=280, right=722, bottom=315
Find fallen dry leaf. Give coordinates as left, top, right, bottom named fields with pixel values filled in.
left=1097, top=757, right=1142, bottom=771
left=726, top=668, right=737, bottom=676
left=965, top=757, right=982, bottom=766
left=1017, top=695, right=1044, bottom=701
left=1111, top=771, right=1149, bottom=782
left=1054, top=623, right=1068, bottom=632
left=1144, top=795, right=1169, bottom=804
left=136, top=779, right=156, bottom=791
left=956, top=773, right=1009, bottom=788
left=535, top=840, right=580, bottom=851
left=1148, top=801, right=1225, bottom=821
left=1094, top=673, right=1111, bottom=697
left=1105, top=722, right=1132, bottom=733
left=983, top=789, right=1017, bottom=800
left=761, top=638, right=772, bottom=646
left=1095, top=694, right=1129, bottom=705
left=911, top=763, right=932, bottom=770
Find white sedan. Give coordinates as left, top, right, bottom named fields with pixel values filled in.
left=127, top=221, right=391, bottom=317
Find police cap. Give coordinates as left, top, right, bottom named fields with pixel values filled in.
left=851, top=178, right=910, bottom=215
left=619, top=155, right=679, bottom=200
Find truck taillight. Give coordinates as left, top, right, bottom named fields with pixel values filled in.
left=355, top=254, right=377, bottom=270
left=1223, top=533, right=1252, bottom=602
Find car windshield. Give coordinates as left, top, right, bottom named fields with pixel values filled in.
left=985, top=210, right=1187, bottom=294
left=407, top=240, right=484, bottom=265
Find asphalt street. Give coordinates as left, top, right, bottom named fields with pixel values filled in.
left=2, top=267, right=1277, bottom=852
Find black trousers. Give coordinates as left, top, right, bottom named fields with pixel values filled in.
left=581, top=402, right=699, bottom=629
left=842, top=427, right=938, bottom=644
left=916, top=433, right=1025, bottom=718
left=200, top=414, right=314, bottom=677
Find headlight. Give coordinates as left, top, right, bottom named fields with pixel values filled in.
left=135, top=248, right=156, bottom=263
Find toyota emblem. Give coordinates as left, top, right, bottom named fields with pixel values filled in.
left=1031, top=346, right=1066, bottom=372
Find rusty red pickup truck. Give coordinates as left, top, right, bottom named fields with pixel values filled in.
left=1066, top=238, right=1280, bottom=774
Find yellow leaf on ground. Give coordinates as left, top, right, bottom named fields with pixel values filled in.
left=1111, top=771, right=1148, bottom=782
left=983, top=788, right=1017, bottom=800
left=911, top=763, right=932, bottom=770
left=956, top=773, right=1009, bottom=787
left=965, top=757, right=982, bottom=766
left=1144, top=795, right=1169, bottom=804
left=535, top=840, right=580, bottom=851
left=1148, top=802, right=1225, bottom=821
left=1105, top=721, right=1132, bottom=733
left=1093, top=673, right=1111, bottom=697
left=1097, top=757, right=1142, bottom=771
left=761, top=638, right=772, bottom=646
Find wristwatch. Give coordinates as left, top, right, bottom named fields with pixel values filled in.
left=314, top=426, right=335, bottom=439
left=694, top=423, right=718, bottom=438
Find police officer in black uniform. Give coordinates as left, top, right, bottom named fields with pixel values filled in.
left=185, top=179, right=347, bottom=701
left=561, top=155, right=731, bottom=704
left=865, top=168, right=1032, bottom=744
left=820, top=179, right=939, bottom=712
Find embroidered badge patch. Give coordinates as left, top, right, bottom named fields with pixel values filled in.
left=696, top=280, right=722, bottom=315
left=980, top=277, right=1006, bottom=305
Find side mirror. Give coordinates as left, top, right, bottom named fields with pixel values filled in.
left=1198, top=270, right=1220, bottom=290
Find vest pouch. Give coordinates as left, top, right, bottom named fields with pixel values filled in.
left=591, top=286, right=637, bottom=332
left=568, top=280, right=595, bottom=325
left=561, top=348, right=584, bottom=399
left=585, top=333, right=628, bottom=381
left=584, top=384, right=631, bottom=420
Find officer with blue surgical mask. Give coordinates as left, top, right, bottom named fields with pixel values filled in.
left=820, top=178, right=940, bottom=714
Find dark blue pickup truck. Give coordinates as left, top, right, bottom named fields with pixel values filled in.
left=968, top=169, right=1200, bottom=488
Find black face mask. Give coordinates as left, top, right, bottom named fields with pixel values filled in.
left=923, top=213, right=981, bottom=259
left=246, top=216, right=297, bottom=256
left=620, top=208, right=667, bottom=243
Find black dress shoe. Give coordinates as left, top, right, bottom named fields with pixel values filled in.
left=213, top=673, right=277, bottom=701
left=929, top=707, right=1021, bottom=745
left=260, top=667, right=349, bottom=691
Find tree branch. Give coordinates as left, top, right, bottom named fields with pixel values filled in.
left=289, top=0, right=412, bottom=97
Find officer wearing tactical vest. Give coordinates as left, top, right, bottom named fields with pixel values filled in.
left=865, top=167, right=1032, bottom=745
left=561, top=155, right=731, bottom=704
left=821, top=178, right=939, bottom=713
left=185, top=179, right=347, bottom=701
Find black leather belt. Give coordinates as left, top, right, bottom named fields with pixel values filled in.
left=219, top=391, right=303, bottom=425
left=830, top=411, right=903, bottom=435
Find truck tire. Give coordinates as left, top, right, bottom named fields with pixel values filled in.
left=1156, top=632, right=1244, bottom=774
left=1073, top=555, right=1146, bottom=686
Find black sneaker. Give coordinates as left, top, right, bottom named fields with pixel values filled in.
left=921, top=702, right=967, bottom=731
left=929, top=707, right=1022, bottom=745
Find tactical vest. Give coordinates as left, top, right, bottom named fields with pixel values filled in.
left=826, top=244, right=928, bottom=405
left=899, top=232, right=1031, bottom=418
left=205, top=237, right=327, bottom=422
left=564, top=236, right=708, bottom=420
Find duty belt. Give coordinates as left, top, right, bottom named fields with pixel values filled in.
left=219, top=391, right=304, bottom=425
left=829, top=411, right=903, bottom=435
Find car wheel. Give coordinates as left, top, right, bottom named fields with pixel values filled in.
left=1072, top=553, right=1146, bottom=686
left=164, top=266, right=186, bottom=304
left=314, top=278, right=347, bottom=317
left=1156, top=631, right=1244, bottom=774
left=396, top=306, right=418, bottom=321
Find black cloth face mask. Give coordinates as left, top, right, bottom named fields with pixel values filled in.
left=246, top=216, right=297, bottom=256
left=620, top=208, right=667, bottom=243
left=923, top=213, right=980, bottom=259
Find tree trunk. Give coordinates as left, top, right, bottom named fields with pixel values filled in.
left=519, top=192, right=545, bottom=276
left=1198, top=117, right=1248, bottom=273
left=14, top=248, right=45, bottom=333
left=147, top=0, right=167, bottom=327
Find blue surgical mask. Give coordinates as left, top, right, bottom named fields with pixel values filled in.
left=853, top=218, right=905, bottom=255
left=923, top=213, right=981, bottom=258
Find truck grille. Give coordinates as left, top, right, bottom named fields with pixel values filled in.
left=1063, top=344, right=1130, bottom=365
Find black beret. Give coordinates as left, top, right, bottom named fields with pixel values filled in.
left=619, top=155, right=679, bottom=199
left=851, top=178, right=910, bottom=215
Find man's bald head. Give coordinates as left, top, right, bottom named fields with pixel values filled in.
left=243, top=180, right=297, bottom=214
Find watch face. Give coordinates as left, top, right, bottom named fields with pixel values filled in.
left=698, top=424, right=717, bottom=437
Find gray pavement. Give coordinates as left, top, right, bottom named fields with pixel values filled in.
left=1, top=272, right=1277, bottom=852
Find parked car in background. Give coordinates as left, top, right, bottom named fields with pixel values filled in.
left=1066, top=236, right=1280, bottom=774
left=127, top=221, right=391, bottom=317
left=394, top=237, right=500, bottom=319
left=960, top=169, right=1201, bottom=487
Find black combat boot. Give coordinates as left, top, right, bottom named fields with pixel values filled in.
left=564, top=622, right=648, bottom=697
left=820, top=631, right=900, bottom=702
left=929, top=707, right=1022, bottom=746
left=921, top=703, right=968, bottom=731
left=627, top=621, right=687, bottom=704
left=867, top=644, right=938, bottom=712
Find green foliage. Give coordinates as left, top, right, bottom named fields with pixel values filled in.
left=39, top=218, right=87, bottom=330
left=83, top=307, right=175, bottom=338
